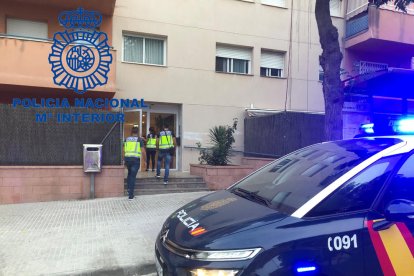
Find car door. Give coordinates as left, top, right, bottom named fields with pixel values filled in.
left=364, top=152, right=414, bottom=275
left=297, top=155, right=401, bottom=276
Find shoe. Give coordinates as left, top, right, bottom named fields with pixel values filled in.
left=145, top=169, right=149, bottom=172
left=128, top=196, right=134, bottom=201
left=156, top=175, right=161, bottom=179
left=164, top=180, right=168, bottom=185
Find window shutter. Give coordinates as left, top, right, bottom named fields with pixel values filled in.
left=6, top=18, right=48, bottom=39
left=261, top=51, right=284, bottom=70
left=261, top=0, right=286, bottom=7
left=216, top=45, right=251, bottom=61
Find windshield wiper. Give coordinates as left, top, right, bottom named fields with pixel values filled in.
left=232, top=188, right=272, bottom=207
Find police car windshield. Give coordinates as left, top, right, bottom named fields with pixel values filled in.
left=231, top=138, right=403, bottom=215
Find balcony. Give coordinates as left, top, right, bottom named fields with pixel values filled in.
left=0, top=35, right=116, bottom=99
left=345, top=5, right=414, bottom=53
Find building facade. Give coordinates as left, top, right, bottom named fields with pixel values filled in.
left=113, top=0, right=346, bottom=171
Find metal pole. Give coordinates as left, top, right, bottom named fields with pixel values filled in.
left=90, top=173, right=95, bottom=199
left=100, top=121, right=119, bottom=145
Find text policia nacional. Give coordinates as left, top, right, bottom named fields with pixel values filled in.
left=12, top=98, right=148, bottom=123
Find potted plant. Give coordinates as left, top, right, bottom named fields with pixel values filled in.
left=197, top=118, right=238, bottom=166
left=190, top=119, right=255, bottom=190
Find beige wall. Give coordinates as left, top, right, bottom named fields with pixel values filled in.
left=113, top=0, right=346, bottom=170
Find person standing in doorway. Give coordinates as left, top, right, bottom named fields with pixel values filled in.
left=124, top=126, right=145, bottom=200
left=145, top=126, right=157, bottom=172
left=156, top=124, right=176, bottom=185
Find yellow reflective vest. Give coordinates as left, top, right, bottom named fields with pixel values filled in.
left=159, top=130, right=174, bottom=150
left=124, top=137, right=141, bottom=158
left=146, top=134, right=157, bottom=149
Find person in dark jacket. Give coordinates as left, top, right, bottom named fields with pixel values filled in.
left=145, top=126, right=157, bottom=172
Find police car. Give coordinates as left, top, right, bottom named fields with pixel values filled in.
left=155, top=118, right=414, bottom=276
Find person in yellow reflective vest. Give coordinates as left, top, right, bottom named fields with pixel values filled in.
left=124, top=126, right=145, bottom=200
left=156, top=124, right=176, bottom=184
left=145, top=126, right=157, bottom=172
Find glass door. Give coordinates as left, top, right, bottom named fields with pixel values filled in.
left=149, top=112, right=177, bottom=170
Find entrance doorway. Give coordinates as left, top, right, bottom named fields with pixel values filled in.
left=123, top=109, right=178, bottom=172
left=149, top=112, right=177, bottom=170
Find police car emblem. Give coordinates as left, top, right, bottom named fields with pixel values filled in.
left=49, top=8, right=112, bottom=94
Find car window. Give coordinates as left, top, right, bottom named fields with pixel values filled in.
left=379, top=153, right=414, bottom=210
left=231, top=138, right=402, bottom=215
left=306, top=156, right=401, bottom=217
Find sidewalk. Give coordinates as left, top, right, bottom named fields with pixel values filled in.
left=0, top=192, right=211, bottom=276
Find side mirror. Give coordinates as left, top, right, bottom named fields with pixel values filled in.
left=384, top=199, right=414, bottom=222
left=374, top=199, right=414, bottom=231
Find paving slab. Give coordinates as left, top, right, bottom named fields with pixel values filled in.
left=0, top=192, right=211, bottom=276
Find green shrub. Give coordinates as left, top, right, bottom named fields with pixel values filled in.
left=197, top=119, right=238, bottom=165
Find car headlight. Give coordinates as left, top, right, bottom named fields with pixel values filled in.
left=189, top=269, right=239, bottom=276
left=190, top=248, right=261, bottom=261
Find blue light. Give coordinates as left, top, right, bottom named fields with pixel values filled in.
left=395, top=118, right=414, bottom=133
left=296, top=266, right=317, bottom=273
left=360, top=123, right=374, bottom=134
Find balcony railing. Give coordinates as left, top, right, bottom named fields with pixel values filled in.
left=345, top=12, right=369, bottom=38
left=357, top=61, right=388, bottom=75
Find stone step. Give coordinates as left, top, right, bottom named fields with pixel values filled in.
left=125, top=177, right=204, bottom=184
left=127, top=187, right=210, bottom=196
left=131, top=182, right=208, bottom=189
left=124, top=176, right=209, bottom=195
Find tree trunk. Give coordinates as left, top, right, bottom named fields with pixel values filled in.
left=315, top=0, right=344, bottom=141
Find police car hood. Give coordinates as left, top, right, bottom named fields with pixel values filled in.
left=165, top=190, right=287, bottom=248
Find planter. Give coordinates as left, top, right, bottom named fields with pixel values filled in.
left=191, top=157, right=275, bottom=190
left=190, top=164, right=255, bottom=190
left=241, top=157, right=275, bottom=170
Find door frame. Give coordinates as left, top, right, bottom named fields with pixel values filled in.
left=145, top=109, right=179, bottom=171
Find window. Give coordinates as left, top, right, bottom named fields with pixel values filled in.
left=6, top=18, right=48, bottom=39
left=306, top=156, right=401, bottom=217
left=379, top=153, right=414, bottom=209
left=260, top=50, right=284, bottom=77
left=330, top=0, right=342, bottom=17
left=216, top=45, right=252, bottom=74
left=123, top=35, right=165, bottom=66
left=261, top=0, right=286, bottom=8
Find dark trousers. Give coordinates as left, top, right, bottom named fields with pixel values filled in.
left=156, top=150, right=172, bottom=182
left=146, top=149, right=156, bottom=170
left=125, top=157, right=140, bottom=198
